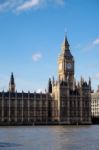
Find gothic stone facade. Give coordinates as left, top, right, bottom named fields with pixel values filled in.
left=0, top=36, right=91, bottom=125
left=91, top=87, right=99, bottom=117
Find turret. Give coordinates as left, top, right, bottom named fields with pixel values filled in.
left=73, top=78, right=76, bottom=90
left=97, top=85, right=99, bottom=93
left=52, top=76, right=55, bottom=85
left=89, top=77, right=91, bottom=91
left=48, top=78, right=52, bottom=93
left=80, top=76, right=84, bottom=86
left=9, top=72, right=15, bottom=92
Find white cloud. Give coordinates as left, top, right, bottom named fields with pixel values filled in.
left=16, top=0, right=41, bottom=11
left=0, top=0, right=22, bottom=12
left=80, top=37, right=99, bottom=52
left=36, top=88, right=45, bottom=93
left=93, top=38, right=99, bottom=46
left=32, top=52, right=42, bottom=62
left=0, top=0, right=64, bottom=13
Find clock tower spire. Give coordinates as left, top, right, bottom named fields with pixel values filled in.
left=58, top=35, right=74, bottom=89
left=62, top=35, right=70, bottom=53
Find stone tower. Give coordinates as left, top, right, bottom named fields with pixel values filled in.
left=52, top=35, right=74, bottom=124
left=52, top=35, right=91, bottom=124
left=58, top=35, right=74, bottom=90
left=9, top=72, right=15, bottom=92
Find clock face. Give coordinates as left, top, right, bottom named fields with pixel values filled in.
left=66, top=63, right=72, bottom=70
left=59, top=63, right=62, bottom=70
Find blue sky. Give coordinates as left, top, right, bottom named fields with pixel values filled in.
left=0, top=0, right=99, bottom=92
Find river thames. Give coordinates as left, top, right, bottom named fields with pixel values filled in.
left=0, top=125, right=99, bottom=150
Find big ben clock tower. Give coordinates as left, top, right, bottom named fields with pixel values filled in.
left=58, top=35, right=74, bottom=89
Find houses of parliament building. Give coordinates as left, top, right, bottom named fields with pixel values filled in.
left=0, top=36, right=91, bottom=125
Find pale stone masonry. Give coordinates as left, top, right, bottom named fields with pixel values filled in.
left=91, top=86, right=99, bottom=117
left=0, top=36, right=91, bottom=125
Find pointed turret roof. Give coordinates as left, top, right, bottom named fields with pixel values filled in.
left=97, top=85, right=99, bottom=93
left=48, top=78, right=52, bottom=93
left=62, top=34, right=70, bottom=52
left=10, top=72, right=15, bottom=85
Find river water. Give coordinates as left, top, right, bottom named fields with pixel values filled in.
left=0, top=125, right=99, bottom=150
